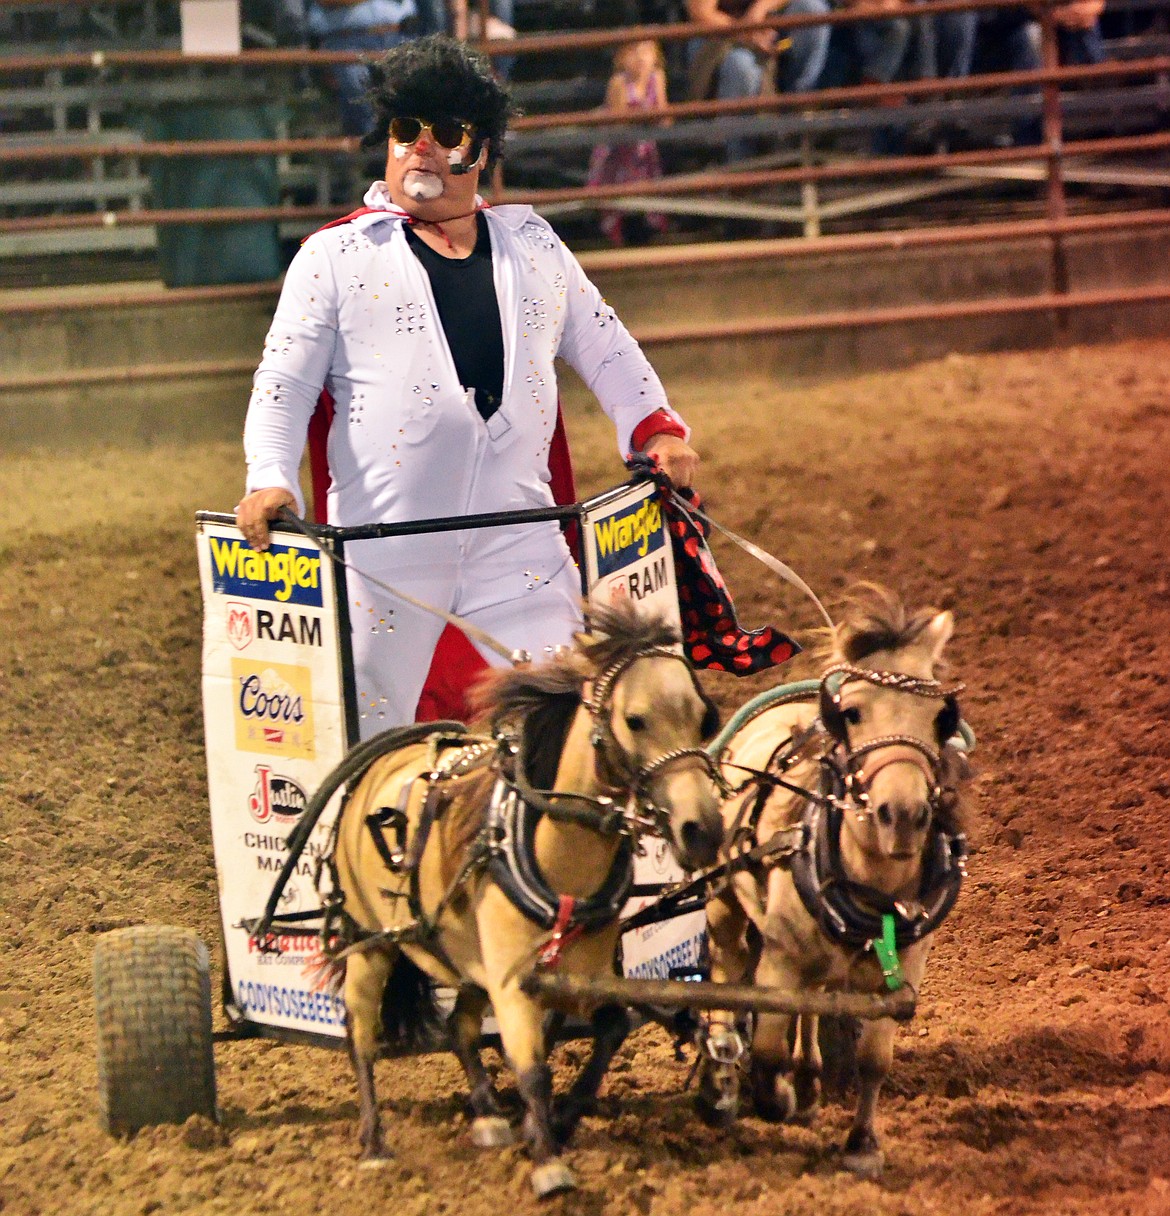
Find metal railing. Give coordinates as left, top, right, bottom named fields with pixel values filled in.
left=1, top=0, right=1168, bottom=345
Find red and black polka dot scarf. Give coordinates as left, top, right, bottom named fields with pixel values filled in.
left=661, top=481, right=800, bottom=674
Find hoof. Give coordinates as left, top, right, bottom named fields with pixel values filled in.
left=695, top=1092, right=739, bottom=1129
left=358, top=1153, right=392, bottom=1171
left=751, top=1070, right=797, bottom=1123
left=841, top=1147, right=885, bottom=1180
left=695, top=1071, right=739, bottom=1129
left=470, top=1115, right=515, bottom=1148
left=530, top=1160, right=577, bottom=1198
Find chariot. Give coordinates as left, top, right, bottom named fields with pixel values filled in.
left=91, top=472, right=933, bottom=1152
left=92, top=473, right=713, bottom=1134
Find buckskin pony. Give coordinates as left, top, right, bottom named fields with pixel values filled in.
left=698, top=584, right=971, bottom=1177
left=327, top=603, right=724, bottom=1196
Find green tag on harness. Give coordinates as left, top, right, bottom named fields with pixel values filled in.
left=872, top=913, right=904, bottom=991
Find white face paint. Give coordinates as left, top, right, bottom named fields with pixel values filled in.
left=402, top=169, right=444, bottom=201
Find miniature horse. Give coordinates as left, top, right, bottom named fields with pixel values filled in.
left=700, top=584, right=970, bottom=1177
left=331, top=604, right=724, bottom=1196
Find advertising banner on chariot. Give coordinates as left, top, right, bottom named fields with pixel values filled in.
left=583, top=481, right=680, bottom=633
left=581, top=482, right=705, bottom=980
left=196, top=517, right=350, bottom=1041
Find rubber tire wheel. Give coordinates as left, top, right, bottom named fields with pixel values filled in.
left=93, top=925, right=217, bottom=1135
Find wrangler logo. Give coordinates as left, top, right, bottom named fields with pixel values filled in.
left=592, top=498, right=664, bottom=578
left=210, top=537, right=323, bottom=607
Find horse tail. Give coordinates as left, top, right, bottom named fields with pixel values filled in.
left=378, top=952, right=445, bottom=1054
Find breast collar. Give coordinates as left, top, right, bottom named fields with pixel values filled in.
left=485, top=776, right=634, bottom=935
left=788, top=781, right=967, bottom=952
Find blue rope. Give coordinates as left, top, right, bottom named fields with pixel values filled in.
left=707, top=680, right=977, bottom=758
left=707, top=680, right=821, bottom=757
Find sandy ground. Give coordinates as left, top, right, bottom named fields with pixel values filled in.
left=2, top=337, right=1169, bottom=1216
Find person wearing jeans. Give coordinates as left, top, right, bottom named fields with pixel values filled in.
left=688, top=0, right=832, bottom=160
left=307, top=0, right=418, bottom=135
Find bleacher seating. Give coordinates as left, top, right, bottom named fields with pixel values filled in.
left=1, top=0, right=1169, bottom=271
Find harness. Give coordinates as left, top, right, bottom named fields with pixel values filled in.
left=485, top=777, right=634, bottom=937
left=474, top=644, right=723, bottom=966
left=788, top=797, right=967, bottom=953
left=266, top=641, right=725, bottom=971
left=705, top=665, right=971, bottom=978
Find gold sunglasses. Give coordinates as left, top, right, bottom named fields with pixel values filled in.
left=388, top=116, right=474, bottom=151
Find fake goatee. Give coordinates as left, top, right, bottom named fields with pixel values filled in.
left=403, top=170, right=444, bottom=202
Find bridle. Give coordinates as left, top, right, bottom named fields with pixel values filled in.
left=817, top=662, right=964, bottom=825
left=586, top=644, right=725, bottom=830
left=510, top=643, right=725, bottom=840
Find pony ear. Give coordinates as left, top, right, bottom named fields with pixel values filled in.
left=922, top=610, right=954, bottom=667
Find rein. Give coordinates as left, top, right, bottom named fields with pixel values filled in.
left=276, top=508, right=528, bottom=664
left=673, top=667, right=972, bottom=964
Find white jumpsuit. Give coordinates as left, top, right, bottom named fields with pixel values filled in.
left=244, top=184, right=688, bottom=732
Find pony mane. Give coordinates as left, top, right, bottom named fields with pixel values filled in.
left=814, top=582, right=943, bottom=666
left=469, top=602, right=682, bottom=789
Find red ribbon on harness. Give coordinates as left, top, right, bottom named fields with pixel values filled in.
left=536, top=895, right=585, bottom=969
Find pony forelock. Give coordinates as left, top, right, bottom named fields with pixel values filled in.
left=814, top=582, right=943, bottom=665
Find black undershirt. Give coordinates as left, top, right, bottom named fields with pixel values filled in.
left=404, top=212, right=505, bottom=422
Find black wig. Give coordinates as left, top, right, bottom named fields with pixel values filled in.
left=361, top=35, right=516, bottom=167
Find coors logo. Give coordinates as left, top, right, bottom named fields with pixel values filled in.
left=249, top=764, right=307, bottom=823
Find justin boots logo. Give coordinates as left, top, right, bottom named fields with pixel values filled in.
left=248, top=764, right=308, bottom=824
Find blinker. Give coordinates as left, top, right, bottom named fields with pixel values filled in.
left=819, top=678, right=850, bottom=743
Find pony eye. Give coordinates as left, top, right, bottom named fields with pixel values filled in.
left=842, top=706, right=862, bottom=726
left=625, top=714, right=647, bottom=733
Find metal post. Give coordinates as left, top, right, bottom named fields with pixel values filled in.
left=1039, top=2, right=1070, bottom=320
left=800, top=132, right=820, bottom=239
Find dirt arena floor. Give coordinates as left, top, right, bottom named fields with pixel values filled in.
left=2, top=336, right=1170, bottom=1216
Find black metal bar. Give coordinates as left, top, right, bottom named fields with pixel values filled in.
left=292, top=503, right=585, bottom=542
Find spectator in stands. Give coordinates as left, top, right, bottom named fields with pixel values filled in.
left=686, top=0, right=832, bottom=160
left=449, top=0, right=517, bottom=78
left=307, top=0, right=419, bottom=136
left=975, top=0, right=1106, bottom=143
left=587, top=39, right=672, bottom=245
left=414, top=0, right=448, bottom=35
left=821, top=0, right=977, bottom=152
left=978, top=0, right=1106, bottom=74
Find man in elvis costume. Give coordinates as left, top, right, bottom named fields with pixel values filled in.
left=236, top=36, right=700, bottom=734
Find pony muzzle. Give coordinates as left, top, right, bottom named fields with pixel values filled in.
left=652, top=762, right=722, bottom=868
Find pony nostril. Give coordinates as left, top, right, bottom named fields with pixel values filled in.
left=876, top=803, right=894, bottom=827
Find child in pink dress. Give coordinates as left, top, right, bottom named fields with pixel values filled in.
left=587, top=39, right=671, bottom=246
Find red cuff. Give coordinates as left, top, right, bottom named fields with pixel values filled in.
left=630, top=409, right=687, bottom=454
